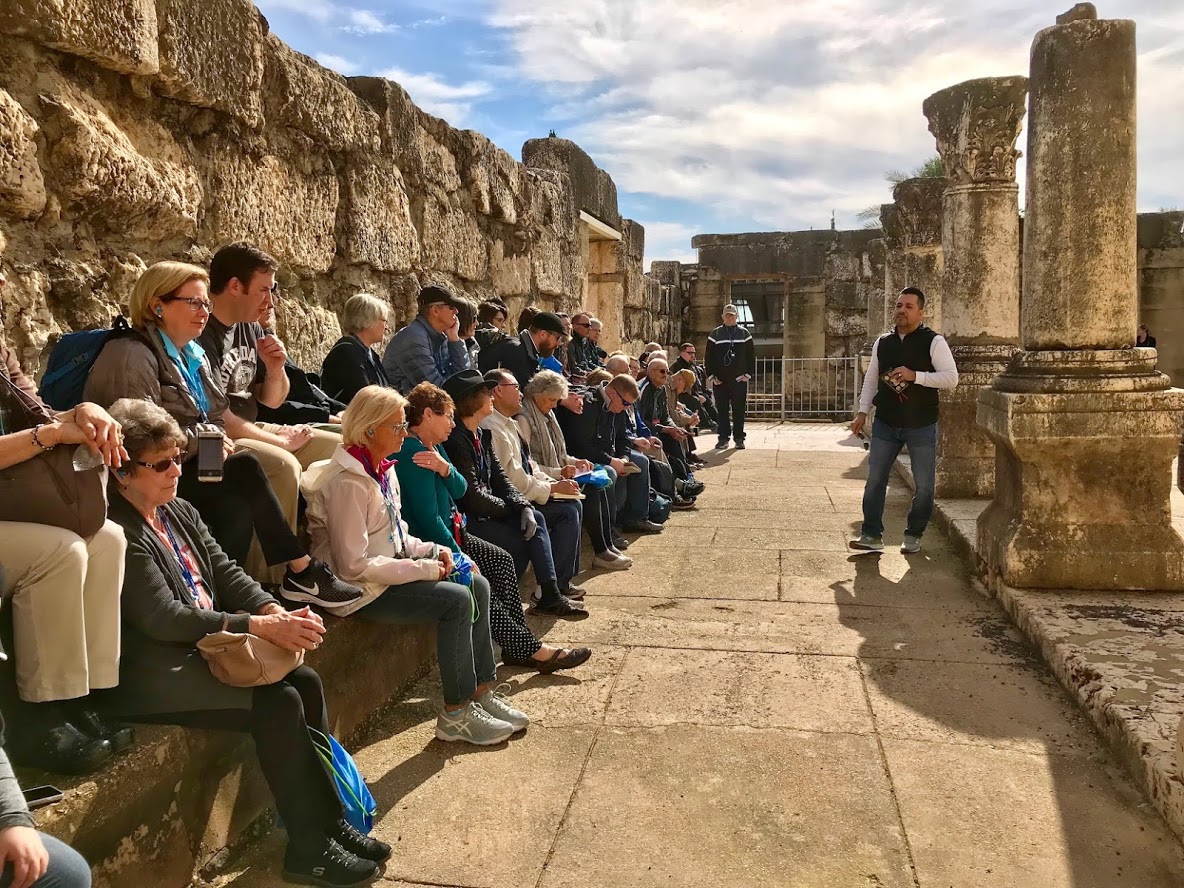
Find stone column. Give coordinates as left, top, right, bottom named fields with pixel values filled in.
left=891, top=177, right=945, bottom=332
left=977, top=11, right=1184, bottom=590
left=861, top=236, right=887, bottom=376
left=923, top=76, right=1027, bottom=498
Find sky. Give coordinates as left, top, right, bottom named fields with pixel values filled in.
left=256, top=0, right=1184, bottom=266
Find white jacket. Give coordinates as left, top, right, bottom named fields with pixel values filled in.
left=479, top=409, right=555, bottom=505
left=302, top=444, right=443, bottom=616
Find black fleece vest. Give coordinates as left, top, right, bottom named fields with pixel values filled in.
left=872, top=326, right=940, bottom=428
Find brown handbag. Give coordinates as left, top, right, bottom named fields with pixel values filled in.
left=196, top=615, right=305, bottom=687
left=0, top=370, right=107, bottom=538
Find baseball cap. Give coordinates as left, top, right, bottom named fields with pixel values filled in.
left=417, top=284, right=467, bottom=312
left=723, top=304, right=738, bottom=315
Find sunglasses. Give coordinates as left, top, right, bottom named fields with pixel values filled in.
left=137, top=455, right=184, bottom=473
left=161, top=296, right=212, bottom=313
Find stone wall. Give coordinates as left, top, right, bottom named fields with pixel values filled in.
left=0, top=1, right=667, bottom=375
left=1138, top=212, right=1184, bottom=388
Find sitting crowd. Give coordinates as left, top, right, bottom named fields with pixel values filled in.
left=0, top=248, right=719, bottom=888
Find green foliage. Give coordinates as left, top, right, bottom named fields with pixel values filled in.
left=859, top=156, right=945, bottom=228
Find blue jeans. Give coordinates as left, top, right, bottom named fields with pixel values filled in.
left=615, top=450, right=652, bottom=525
left=1, top=833, right=91, bottom=888
left=469, top=508, right=559, bottom=588
left=713, top=379, right=748, bottom=443
left=535, top=499, right=582, bottom=589
left=861, top=418, right=938, bottom=539
left=361, top=576, right=495, bottom=706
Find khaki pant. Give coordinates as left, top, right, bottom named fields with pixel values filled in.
left=0, top=520, right=125, bottom=702
left=236, top=424, right=341, bottom=583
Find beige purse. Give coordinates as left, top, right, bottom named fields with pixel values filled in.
left=196, top=616, right=305, bottom=687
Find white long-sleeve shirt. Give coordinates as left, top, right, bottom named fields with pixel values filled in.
left=858, top=330, right=959, bottom=415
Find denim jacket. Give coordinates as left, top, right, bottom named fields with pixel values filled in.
left=381, top=316, right=470, bottom=393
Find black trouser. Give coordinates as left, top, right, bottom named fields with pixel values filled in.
left=178, top=452, right=305, bottom=569
left=680, top=392, right=717, bottom=427
left=713, top=379, right=748, bottom=443
left=661, top=434, right=691, bottom=481
left=128, top=666, right=342, bottom=843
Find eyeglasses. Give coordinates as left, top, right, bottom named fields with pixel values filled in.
left=497, top=381, right=520, bottom=389
left=161, top=297, right=212, bottom=313
left=653, top=369, right=668, bottom=376
left=573, top=322, right=591, bottom=329
left=383, top=421, right=410, bottom=433
left=137, top=455, right=184, bottom=473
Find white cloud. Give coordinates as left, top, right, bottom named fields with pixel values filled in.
left=342, top=9, right=398, bottom=34
left=314, top=53, right=361, bottom=76
left=256, top=0, right=338, bottom=23
left=488, top=0, right=1184, bottom=241
left=640, top=222, right=699, bottom=265
left=377, top=67, right=493, bottom=127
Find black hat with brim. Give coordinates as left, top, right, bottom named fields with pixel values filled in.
left=529, top=311, right=566, bottom=336
left=443, top=368, right=498, bottom=402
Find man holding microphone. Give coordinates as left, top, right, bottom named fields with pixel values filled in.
left=849, top=288, right=958, bottom=554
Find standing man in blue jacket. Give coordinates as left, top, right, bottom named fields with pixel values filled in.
left=382, top=285, right=471, bottom=393
left=704, top=303, right=755, bottom=450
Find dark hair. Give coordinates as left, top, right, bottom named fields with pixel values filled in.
left=899, top=286, right=926, bottom=308
left=517, top=305, right=539, bottom=332
left=453, top=386, right=491, bottom=420
left=209, top=242, right=279, bottom=295
left=406, top=382, right=454, bottom=427
left=478, top=299, right=507, bottom=324
left=455, top=297, right=477, bottom=333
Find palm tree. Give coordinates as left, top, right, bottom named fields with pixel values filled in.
left=858, top=156, right=944, bottom=228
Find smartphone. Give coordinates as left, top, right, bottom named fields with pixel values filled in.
left=196, top=429, right=225, bottom=483
left=23, top=784, right=64, bottom=810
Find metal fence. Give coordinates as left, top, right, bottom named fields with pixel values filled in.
left=748, top=356, right=862, bottom=420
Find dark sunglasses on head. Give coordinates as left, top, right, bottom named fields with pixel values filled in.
left=138, top=455, right=184, bottom=473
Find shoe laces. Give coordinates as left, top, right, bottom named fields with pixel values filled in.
left=486, top=682, right=513, bottom=704
left=324, top=838, right=360, bottom=867
left=470, top=701, right=506, bottom=725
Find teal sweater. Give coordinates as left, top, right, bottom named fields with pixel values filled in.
left=395, top=436, right=468, bottom=552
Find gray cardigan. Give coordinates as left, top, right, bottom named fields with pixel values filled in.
left=105, top=493, right=278, bottom=714
left=0, top=715, right=34, bottom=831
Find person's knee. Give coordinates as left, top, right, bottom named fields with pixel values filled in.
left=470, top=574, right=491, bottom=609
left=87, top=520, right=126, bottom=559
left=436, top=581, right=472, bottom=617
left=38, top=833, right=92, bottom=888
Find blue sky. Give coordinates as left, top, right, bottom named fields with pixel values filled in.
left=257, top=1, right=1184, bottom=265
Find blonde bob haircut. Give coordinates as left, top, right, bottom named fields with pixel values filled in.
left=129, top=261, right=210, bottom=328
left=671, top=368, right=696, bottom=390
left=341, top=293, right=389, bottom=335
left=341, top=385, right=409, bottom=447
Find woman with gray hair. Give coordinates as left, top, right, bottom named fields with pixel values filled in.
left=321, top=292, right=392, bottom=405
left=520, top=371, right=631, bottom=571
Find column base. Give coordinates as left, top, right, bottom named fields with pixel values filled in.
left=976, top=382, right=1184, bottom=590
left=935, top=344, right=1016, bottom=498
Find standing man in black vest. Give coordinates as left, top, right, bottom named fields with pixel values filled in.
left=705, top=304, right=755, bottom=450
left=849, top=287, right=958, bottom=553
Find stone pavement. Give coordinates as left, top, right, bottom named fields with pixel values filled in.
left=218, top=422, right=1184, bottom=888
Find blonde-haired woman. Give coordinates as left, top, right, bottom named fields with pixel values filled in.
left=668, top=367, right=706, bottom=469
left=86, top=262, right=362, bottom=608
left=302, top=385, right=529, bottom=746
left=321, top=293, right=392, bottom=405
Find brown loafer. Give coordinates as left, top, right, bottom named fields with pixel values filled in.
left=507, top=647, right=593, bottom=674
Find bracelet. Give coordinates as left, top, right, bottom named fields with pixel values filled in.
left=30, top=423, right=54, bottom=451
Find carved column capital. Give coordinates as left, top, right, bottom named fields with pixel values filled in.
left=923, top=76, right=1029, bottom=186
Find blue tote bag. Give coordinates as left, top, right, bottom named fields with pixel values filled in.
left=310, top=729, right=378, bottom=834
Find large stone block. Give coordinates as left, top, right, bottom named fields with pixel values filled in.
left=199, top=140, right=338, bottom=273
left=0, top=0, right=157, bottom=75
left=263, top=36, right=380, bottom=152
left=156, top=0, right=264, bottom=127
left=490, top=238, right=531, bottom=298
left=459, top=131, right=521, bottom=224
left=527, top=174, right=580, bottom=298
left=420, top=195, right=488, bottom=282
left=340, top=156, right=418, bottom=272
left=0, top=264, right=55, bottom=372
left=522, top=137, right=621, bottom=229
left=0, top=87, right=45, bottom=218
left=38, top=83, right=201, bottom=241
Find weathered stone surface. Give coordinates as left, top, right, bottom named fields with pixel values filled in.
left=522, top=136, right=621, bottom=229
left=0, top=87, right=45, bottom=218
left=0, top=0, right=158, bottom=75
left=528, top=174, right=579, bottom=297
left=420, top=194, right=487, bottom=282
left=156, top=0, right=264, bottom=127
left=924, top=76, right=1028, bottom=186
left=339, top=156, right=418, bottom=272
left=38, top=82, right=201, bottom=241
left=891, top=177, right=946, bottom=248
left=489, top=238, right=531, bottom=298
left=263, top=35, right=380, bottom=152
left=460, top=131, right=521, bottom=224
left=198, top=140, right=338, bottom=274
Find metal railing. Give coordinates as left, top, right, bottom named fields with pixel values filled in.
left=747, top=356, right=862, bottom=420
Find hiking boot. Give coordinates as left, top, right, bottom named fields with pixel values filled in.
left=282, top=559, right=364, bottom=609
left=848, top=534, right=885, bottom=552
left=283, top=837, right=378, bottom=887
left=901, top=534, right=922, bottom=554
left=477, top=683, right=530, bottom=732
left=592, top=551, right=632, bottom=570
left=329, top=819, right=391, bottom=863
left=672, top=496, right=698, bottom=510
left=435, top=701, right=514, bottom=746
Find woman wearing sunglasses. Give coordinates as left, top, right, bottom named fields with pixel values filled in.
left=301, top=385, right=529, bottom=747
left=102, top=398, right=388, bottom=887
left=85, top=262, right=361, bottom=608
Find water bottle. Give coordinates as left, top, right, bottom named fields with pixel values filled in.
left=72, top=445, right=106, bottom=472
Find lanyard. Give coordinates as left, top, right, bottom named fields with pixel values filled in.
left=472, top=432, right=488, bottom=490
left=159, top=331, right=210, bottom=422
left=376, top=472, right=408, bottom=557
left=157, top=509, right=206, bottom=608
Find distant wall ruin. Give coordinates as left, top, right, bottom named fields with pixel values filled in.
left=0, top=0, right=673, bottom=377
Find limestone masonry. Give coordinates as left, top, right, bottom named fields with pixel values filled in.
left=0, top=0, right=677, bottom=378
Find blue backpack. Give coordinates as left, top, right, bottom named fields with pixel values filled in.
left=39, top=316, right=133, bottom=410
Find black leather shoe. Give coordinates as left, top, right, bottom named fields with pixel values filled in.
left=75, top=709, right=136, bottom=755
left=9, top=722, right=113, bottom=776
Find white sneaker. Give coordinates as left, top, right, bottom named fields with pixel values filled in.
left=435, top=701, right=514, bottom=746
left=477, top=684, right=530, bottom=732
left=593, top=552, right=632, bottom=571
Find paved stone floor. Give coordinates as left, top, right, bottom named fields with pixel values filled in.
left=222, top=423, right=1184, bottom=888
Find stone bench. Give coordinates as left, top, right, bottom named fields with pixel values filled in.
left=15, top=616, right=433, bottom=887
